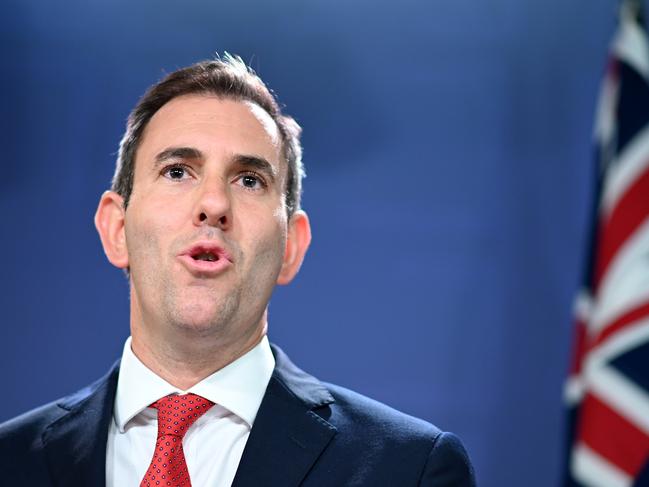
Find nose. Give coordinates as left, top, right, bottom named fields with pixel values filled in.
left=192, top=179, right=232, bottom=230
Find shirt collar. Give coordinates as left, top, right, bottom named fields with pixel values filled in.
left=113, top=335, right=275, bottom=433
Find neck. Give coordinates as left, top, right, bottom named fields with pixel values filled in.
left=130, top=317, right=267, bottom=391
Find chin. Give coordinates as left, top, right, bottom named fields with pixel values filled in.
left=168, top=300, right=236, bottom=336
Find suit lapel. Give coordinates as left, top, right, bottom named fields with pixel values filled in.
left=42, top=362, right=119, bottom=487
left=232, top=346, right=337, bottom=487
left=38, top=346, right=335, bottom=486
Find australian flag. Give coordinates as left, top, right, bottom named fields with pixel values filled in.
left=564, top=1, right=649, bottom=486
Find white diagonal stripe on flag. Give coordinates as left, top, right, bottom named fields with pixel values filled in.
left=600, top=127, right=649, bottom=217
left=565, top=375, right=585, bottom=406
left=613, top=3, right=649, bottom=81
left=587, top=363, right=649, bottom=436
left=587, top=317, right=649, bottom=366
left=591, top=217, right=649, bottom=335
left=573, top=443, right=632, bottom=487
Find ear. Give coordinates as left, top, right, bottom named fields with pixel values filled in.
left=94, top=191, right=129, bottom=269
left=277, top=210, right=311, bottom=285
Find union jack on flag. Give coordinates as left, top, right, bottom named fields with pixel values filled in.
left=565, top=1, right=649, bottom=486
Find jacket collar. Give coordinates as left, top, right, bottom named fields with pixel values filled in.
left=232, top=344, right=337, bottom=487
left=40, top=344, right=336, bottom=487
left=42, top=360, right=120, bottom=487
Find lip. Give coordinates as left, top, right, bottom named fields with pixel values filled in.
left=177, top=241, right=234, bottom=276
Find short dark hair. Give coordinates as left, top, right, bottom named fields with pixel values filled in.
left=112, top=54, right=304, bottom=216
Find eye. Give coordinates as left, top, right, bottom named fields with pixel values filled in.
left=162, top=164, right=190, bottom=180
left=236, top=172, right=267, bottom=191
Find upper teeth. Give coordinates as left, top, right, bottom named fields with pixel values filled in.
left=195, top=252, right=216, bottom=261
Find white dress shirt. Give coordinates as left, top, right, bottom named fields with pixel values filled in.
left=106, top=336, right=275, bottom=487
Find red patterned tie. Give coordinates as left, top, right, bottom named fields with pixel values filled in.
left=140, top=393, right=214, bottom=487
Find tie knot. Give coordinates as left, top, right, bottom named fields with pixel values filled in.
left=152, top=393, right=214, bottom=438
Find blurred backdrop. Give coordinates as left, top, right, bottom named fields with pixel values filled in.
left=0, top=0, right=626, bottom=485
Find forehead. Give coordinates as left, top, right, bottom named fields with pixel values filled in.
left=137, top=94, right=282, bottom=167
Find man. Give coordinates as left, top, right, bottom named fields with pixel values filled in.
left=0, top=55, right=475, bottom=486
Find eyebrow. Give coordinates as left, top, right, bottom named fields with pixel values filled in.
left=153, top=146, right=278, bottom=183
left=154, top=147, right=203, bottom=165
left=233, top=154, right=278, bottom=183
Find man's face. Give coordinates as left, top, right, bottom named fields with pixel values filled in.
left=119, top=94, right=290, bottom=347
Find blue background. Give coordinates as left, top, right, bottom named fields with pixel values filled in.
left=0, top=0, right=626, bottom=485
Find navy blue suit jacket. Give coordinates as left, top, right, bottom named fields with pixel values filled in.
left=0, top=345, right=475, bottom=486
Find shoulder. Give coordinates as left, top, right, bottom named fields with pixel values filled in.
left=0, top=397, right=70, bottom=482
left=0, top=399, right=69, bottom=451
left=271, top=343, right=471, bottom=447
left=266, top=344, right=476, bottom=485
left=320, top=383, right=476, bottom=486
left=0, top=362, right=119, bottom=453
left=324, top=382, right=441, bottom=442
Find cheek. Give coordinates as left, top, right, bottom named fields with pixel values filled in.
left=236, top=207, right=285, bottom=258
left=251, top=222, right=287, bottom=271
left=124, top=220, right=158, bottom=265
left=125, top=199, right=186, bottom=261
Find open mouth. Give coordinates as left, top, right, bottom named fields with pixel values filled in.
left=192, top=251, right=219, bottom=262
left=179, top=243, right=233, bottom=274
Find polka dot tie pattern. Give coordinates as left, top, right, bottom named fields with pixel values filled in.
left=140, top=393, right=214, bottom=487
